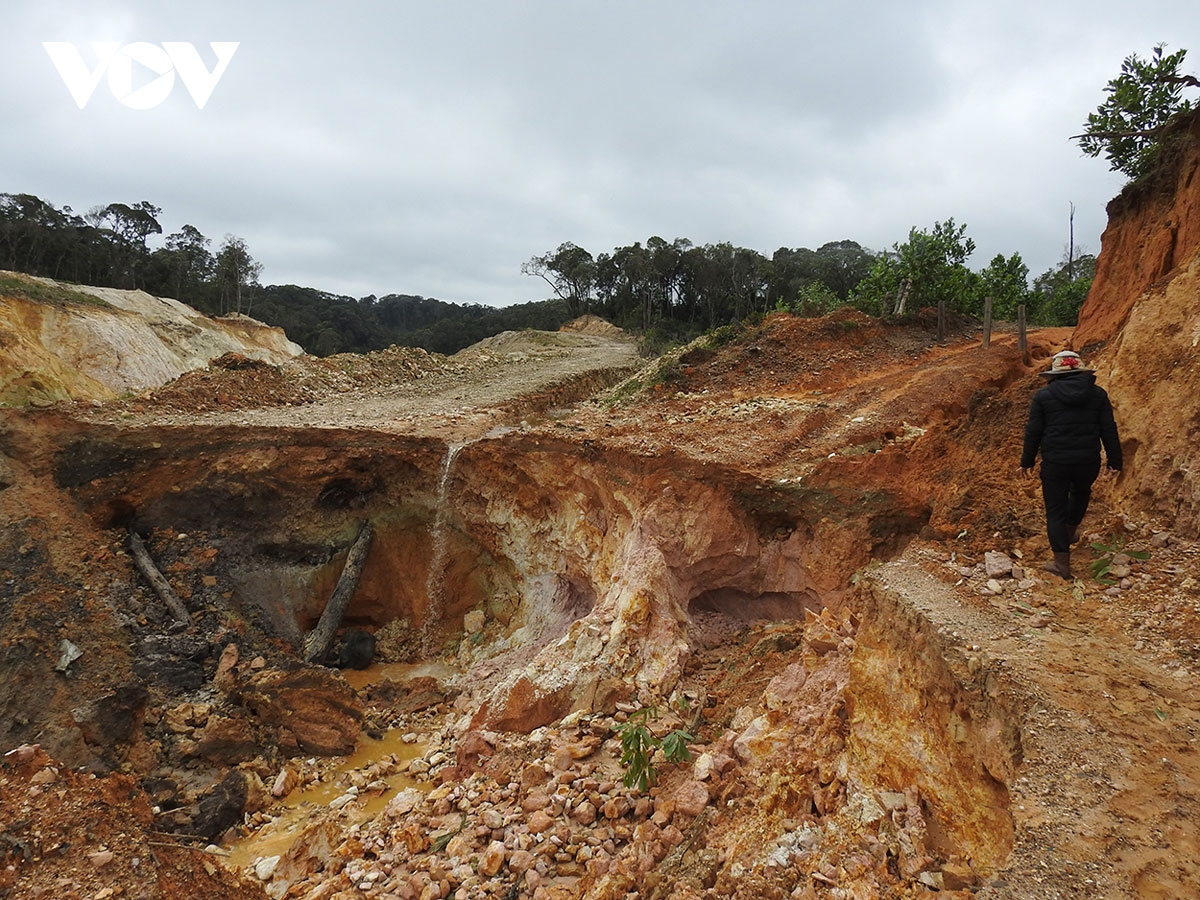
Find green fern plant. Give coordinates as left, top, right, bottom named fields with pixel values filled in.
left=615, top=707, right=694, bottom=792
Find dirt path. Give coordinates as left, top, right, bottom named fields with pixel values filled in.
left=882, top=540, right=1200, bottom=899
left=73, top=330, right=641, bottom=440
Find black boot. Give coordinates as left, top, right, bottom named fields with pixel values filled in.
left=1042, top=551, right=1072, bottom=579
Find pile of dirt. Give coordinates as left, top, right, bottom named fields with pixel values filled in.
left=92, top=345, right=449, bottom=417
left=0, top=744, right=265, bottom=900
left=560, top=314, right=626, bottom=337
left=0, top=272, right=303, bottom=406
left=60, top=325, right=640, bottom=438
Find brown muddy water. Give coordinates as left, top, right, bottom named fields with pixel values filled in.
left=223, top=661, right=456, bottom=871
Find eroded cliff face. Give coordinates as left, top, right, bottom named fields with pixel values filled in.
left=1073, top=108, right=1200, bottom=536
left=1076, top=109, right=1200, bottom=350
left=0, top=272, right=303, bottom=405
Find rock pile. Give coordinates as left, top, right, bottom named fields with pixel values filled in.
left=234, top=610, right=983, bottom=900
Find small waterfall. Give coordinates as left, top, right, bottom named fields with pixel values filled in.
left=421, top=441, right=464, bottom=652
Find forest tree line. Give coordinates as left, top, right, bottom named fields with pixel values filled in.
left=1, top=191, right=1095, bottom=357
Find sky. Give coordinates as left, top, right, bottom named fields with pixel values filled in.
left=3, top=1, right=1199, bottom=308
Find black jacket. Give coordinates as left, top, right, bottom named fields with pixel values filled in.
left=1021, top=372, right=1122, bottom=470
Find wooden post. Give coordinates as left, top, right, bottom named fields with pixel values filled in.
left=936, top=300, right=946, bottom=342
left=129, top=530, right=191, bottom=624
left=982, top=296, right=993, bottom=349
left=893, top=279, right=911, bottom=317
left=1018, top=304, right=1029, bottom=364
left=303, top=521, right=374, bottom=664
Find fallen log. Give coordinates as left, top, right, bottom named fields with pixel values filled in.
left=128, top=530, right=191, bottom=624
left=303, top=520, right=374, bottom=664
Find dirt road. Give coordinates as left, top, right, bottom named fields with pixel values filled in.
left=72, top=328, right=642, bottom=439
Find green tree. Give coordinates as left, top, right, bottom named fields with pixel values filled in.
left=852, top=219, right=978, bottom=316
left=775, top=280, right=842, bottom=318
left=978, top=252, right=1030, bottom=320
left=214, top=234, right=263, bottom=315
left=86, top=201, right=162, bottom=288
left=158, top=224, right=214, bottom=304
left=768, top=246, right=823, bottom=310
left=1075, top=44, right=1200, bottom=180
left=815, top=240, right=875, bottom=299
left=0, top=192, right=73, bottom=275
left=521, top=241, right=596, bottom=317
left=1031, top=252, right=1097, bottom=326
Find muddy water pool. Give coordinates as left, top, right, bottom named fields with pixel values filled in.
left=223, top=660, right=456, bottom=871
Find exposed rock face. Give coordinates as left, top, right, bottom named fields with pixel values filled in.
left=848, top=564, right=1020, bottom=871
left=1073, top=108, right=1200, bottom=536
left=0, top=273, right=302, bottom=405
left=1076, top=109, right=1200, bottom=350
left=37, top=416, right=927, bottom=734
left=1096, top=250, right=1200, bottom=534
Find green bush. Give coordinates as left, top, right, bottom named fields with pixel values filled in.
left=616, top=707, right=694, bottom=792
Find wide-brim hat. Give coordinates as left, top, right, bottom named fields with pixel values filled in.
left=1039, top=350, right=1091, bottom=377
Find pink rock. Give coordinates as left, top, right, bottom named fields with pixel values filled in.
left=670, top=780, right=710, bottom=817
left=213, top=642, right=239, bottom=690
left=527, top=810, right=556, bottom=834
left=572, top=800, right=598, bottom=825
left=764, top=662, right=808, bottom=710
left=602, top=797, right=630, bottom=819
left=520, top=791, right=550, bottom=812
left=520, top=763, right=549, bottom=789
left=271, top=767, right=298, bottom=798
left=508, top=849, right=535, bottom=872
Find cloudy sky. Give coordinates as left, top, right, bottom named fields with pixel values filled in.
left=3, top=1, right=1198, bottom=307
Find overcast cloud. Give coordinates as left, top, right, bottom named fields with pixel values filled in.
left=3, top=1, right=1198, bottom=307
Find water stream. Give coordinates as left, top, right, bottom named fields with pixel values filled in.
left=420, top=440, right=464, bottom=652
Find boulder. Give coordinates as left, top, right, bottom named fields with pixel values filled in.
left=191, top=769, right=249, bottom=840
left=239, top=666, right=362, bottom=756
left=984, top=551, right=1013, bottom=579
left=192, top=714, right=258, bottom=765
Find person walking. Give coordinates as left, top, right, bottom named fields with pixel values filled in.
left=1019, top=350, right=1123, bottom=579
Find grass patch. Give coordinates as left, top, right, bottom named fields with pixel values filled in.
left=605, top=375, right=648, bottom=405
left=701, top=322, right=743, bottom=349
left=0, top=271, right=112, bottom=309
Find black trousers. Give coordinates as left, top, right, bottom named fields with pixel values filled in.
left=1039, top=460, right=1101, bottom=552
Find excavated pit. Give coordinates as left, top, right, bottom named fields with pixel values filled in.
left=49, top=420, right=921, bottom=631
left=28, top=416, right=1022, bottom=880
left=58, top=425, right=848, bottom=687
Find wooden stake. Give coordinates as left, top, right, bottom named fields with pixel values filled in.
left=128, top=530, right=190, bottom=624
left=303, top=521, right=374, bottom=664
